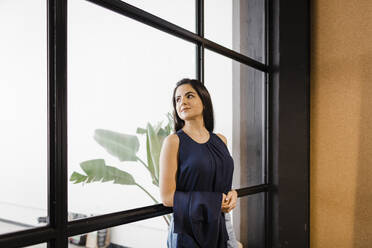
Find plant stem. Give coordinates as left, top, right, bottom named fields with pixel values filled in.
left=135, top=183, right=158, bottom=203
left=137, top=157, right=159, bottom=185
left=137, top=157, right=150, bottom=171
left=135, top=183, right=169, bottom=226
left=162, top=215, right=170, bottom=226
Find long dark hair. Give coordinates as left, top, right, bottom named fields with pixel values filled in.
left=172, top=78, right=214, bottom=133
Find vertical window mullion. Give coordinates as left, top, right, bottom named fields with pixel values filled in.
left=47, top=0, right=68, bottom=247
left=196, top=0, right=204, bottom=83
left=264, top=0, right=272, bottom=247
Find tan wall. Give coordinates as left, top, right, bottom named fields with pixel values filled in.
left=310, top=0, right=372, bottom=247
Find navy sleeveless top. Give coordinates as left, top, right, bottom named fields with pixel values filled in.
left=172, top=128, right=234, bottom=248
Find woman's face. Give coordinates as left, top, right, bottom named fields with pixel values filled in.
left=175, top=84, right=204, bottom=121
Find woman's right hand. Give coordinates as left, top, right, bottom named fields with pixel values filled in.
left=221, top=193, right=229, bottom=213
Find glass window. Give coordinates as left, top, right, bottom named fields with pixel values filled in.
left=115, top=0, right=195, bottom=32
left=68, top=215, right=169, bottom=247
left=205, top=49, right=266, bottom=188
left=205, top=0, right=266, bottom=63
left=67, top=0, right=195, bottom=219
left=0, top=0, right=47, bottom=235
left=234, top=193, right=266, bottom=247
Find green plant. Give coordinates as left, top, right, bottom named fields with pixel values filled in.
left=70, top=112, right=174, bottom=225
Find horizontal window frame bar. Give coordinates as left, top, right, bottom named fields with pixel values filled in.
left=236, top=184, right=272, bottom=197
left=0, top=226, right=56, bottom=248
left=67, top=183, right=271, bottom=237
left=84, top=0, right=268, bottom=73
left=67, top=203, right=172, bottom=237
left=0, top=185, right=270, bottom=246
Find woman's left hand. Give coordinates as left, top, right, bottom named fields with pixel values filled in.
left=221, top=189, right=237, bottom=213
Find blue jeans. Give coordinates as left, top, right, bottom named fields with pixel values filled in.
left=167, top=212, right=238, bottom=248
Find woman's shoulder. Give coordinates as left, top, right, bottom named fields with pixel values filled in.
left=215, top=133, right=227, bottom=146
left=160, top=133, right=180, bottom=160
left=163, top=133, right=180, bottom=147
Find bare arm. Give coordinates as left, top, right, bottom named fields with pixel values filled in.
left=159, top=133, right=179, bottom=207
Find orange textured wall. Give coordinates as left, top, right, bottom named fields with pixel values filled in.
left=310, top=0, right=372, bottom=247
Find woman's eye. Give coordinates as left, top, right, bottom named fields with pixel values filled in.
left=176, top=95, right=193, bottom=103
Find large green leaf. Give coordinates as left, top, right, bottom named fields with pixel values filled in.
left=157, top=127, right=167, bottom=138
left=158, top=112, right=174, bottom=149
left=70, top=113, right=176, bottom=227
left=145, top=114, right=174, bottom=186
left=147, top=123, right=161, bottom=182
left=136, top=127, right=147, bottom=134
left=69, top=159, right=136, bottom=185
left=146, top=132, right=157, bottom=186
left=70, top=172, right=88, bottom=184
left=164, top=112, right=174, bottom=135
left=94, top=129, right=139, bottom=162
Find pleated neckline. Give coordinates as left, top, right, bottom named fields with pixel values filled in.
left=180, top=129, right=212, bottom=145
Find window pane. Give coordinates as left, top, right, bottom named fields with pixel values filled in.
left=0, top=0, right=47, bottom=235
left=68, top=215, right=169, bottom=247
left=205, top=49, right=266, bottom=188
left=119, top=0, right=195, bottom=32
left=205, top=0, right=266, bottom=63
left=233, top=193, right=266, bottom=247
left=67, top=0, right=195, bottom=218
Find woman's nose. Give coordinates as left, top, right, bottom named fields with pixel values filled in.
left=180, top=97, right=188, bottom=105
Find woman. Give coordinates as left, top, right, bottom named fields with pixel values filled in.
left=159, top=78, right=238, bottom=248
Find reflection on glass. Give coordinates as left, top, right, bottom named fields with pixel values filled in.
left=68, top=215, right=169, bottom=247
left=205, top=49, right=265, bottom=188
left=67, top=0, right=195, bottom=222
left=25, top=243, right=47, bottom=248
left=205, top=0, right=266, bottom=63
left=0, top=0, right=47, bottom=235
left=233, top=193, right=266, bottom=247
left=123, top=0, right=195, bottom=32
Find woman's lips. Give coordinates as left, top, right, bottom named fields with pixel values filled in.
left=181, top=108, right=190, bottom=112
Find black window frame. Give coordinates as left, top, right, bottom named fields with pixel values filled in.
left=0, top=0, right=310, bottom=247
